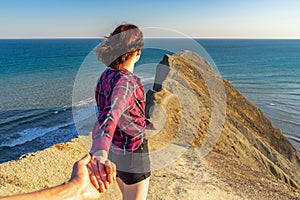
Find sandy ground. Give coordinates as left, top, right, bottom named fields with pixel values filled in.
left=0, top=138, right=299, bottom=200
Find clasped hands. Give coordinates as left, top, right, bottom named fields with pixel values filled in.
left=87, top=155, right=116, bottom=193
left=68, top=152, right=116, bottom=200
left=0, top=154, right=116, bottom=200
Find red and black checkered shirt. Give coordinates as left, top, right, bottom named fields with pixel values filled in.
left=90, top=68, right=147, bottom=155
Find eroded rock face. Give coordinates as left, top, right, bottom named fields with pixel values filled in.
left=146, top=50, right=300, bottom=188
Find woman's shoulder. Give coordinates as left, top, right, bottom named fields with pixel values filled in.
left=100, top=67, right=134, bottom=84
left=101, top=67, right=143, bottom=88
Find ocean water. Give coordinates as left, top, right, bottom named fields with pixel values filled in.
left=0, top=39, right=299, bottom=163
left=200, top=39, right=300, bottom=153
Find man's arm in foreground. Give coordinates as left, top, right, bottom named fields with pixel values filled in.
left=0, top=154, right=115, bottom=200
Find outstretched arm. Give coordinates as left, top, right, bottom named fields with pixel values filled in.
left=90, top=76, right=134, bottom=191
left=0, top=154, right=115, bottom=200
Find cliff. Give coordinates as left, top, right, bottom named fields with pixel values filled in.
left=146, top=50, right=300, bottom=188
left=0, top=50, right=299, bottom=199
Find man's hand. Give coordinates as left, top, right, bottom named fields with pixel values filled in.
left=0, top=154, right=115, bottom=200
left=89, top=155, right=116, bottom=193
left=69, top=154, right=103, bottom=199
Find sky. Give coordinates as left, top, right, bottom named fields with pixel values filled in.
left=0, top=0, right=300, bottom=38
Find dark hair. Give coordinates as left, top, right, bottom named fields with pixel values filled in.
left=95, top=24, right=144, bottom=70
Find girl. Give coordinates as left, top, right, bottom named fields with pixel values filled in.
left=89, top=24, right=151, bottom=200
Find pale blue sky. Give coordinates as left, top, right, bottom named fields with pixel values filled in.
left=1, top=0, right=300, bottom=38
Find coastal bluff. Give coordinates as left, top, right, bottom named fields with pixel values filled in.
left=0, top=51, right=299, bottom=199
left=146, top=50, right=300, bottom=189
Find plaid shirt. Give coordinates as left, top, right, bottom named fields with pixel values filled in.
left=90, top=68, right=147, bottom=155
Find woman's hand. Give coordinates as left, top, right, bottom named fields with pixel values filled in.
left=88, top=154, right=116, bottom=193
left=69, top=154, right=101, bottom=199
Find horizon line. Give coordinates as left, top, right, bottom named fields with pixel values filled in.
left=1, top=37, right=300, bottom=40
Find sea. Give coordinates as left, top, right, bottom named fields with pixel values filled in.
left=0, top=39, right=299, bottom=163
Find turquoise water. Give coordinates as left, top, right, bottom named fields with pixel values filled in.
left=0, top=39, right=299, bottom=163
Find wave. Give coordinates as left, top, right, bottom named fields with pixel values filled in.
left=141, top=77, right=155, bottom=84
left=287, top=134, right=300, bottom=154
left=269, top=116, right=300, bottom=127
left=72, top=103, right=97, bottom=136
left=262, top=103, right=300, bottom=115
left=0, top=109, right=49, bottom=128
left=287, top=135, right=300, bottom=144
left=72, top=97, right=94, bottom=107
left=0, top=122, right=74, bottom=148
left=52, top=106, right=70, bottom=114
